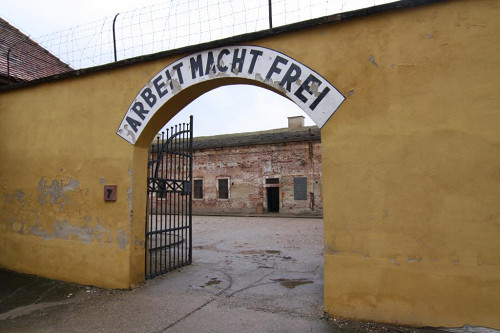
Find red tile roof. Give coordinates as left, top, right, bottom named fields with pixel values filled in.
left=0, top=17, right=72, bottom=84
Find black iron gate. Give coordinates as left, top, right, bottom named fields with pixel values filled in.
left=146, top=116, right=193, bottom=279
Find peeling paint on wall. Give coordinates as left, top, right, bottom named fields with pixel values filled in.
left=407, top=257, right=422, bottom=263
left=0, top=174, right=126, bottom=250
left=369, top=55, right=379, bottom=68
left=390, top=258, right=400, bottom=266
left=4, top=190, right=25, bottom=203
left=37, top=177, right=80, bottom=208
left=127, top=168, right=134, bottom=225
left=3, top=189, right=30, bottom=233
left=30, top=219, right=112, bottom=245
left=10, top=219, right=25, bottom=234
left=134, top=236, right=145, bottom=248
left=325, top=242, right=339, bottom=255
left=117, top=229, right=129, bottom=250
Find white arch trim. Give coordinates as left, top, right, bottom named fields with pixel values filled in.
left=117, top=45, right=345, bottom=145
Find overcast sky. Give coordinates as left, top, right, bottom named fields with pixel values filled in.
left=1, top=0, right=397, bottom=137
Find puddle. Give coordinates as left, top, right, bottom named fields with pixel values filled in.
left=271, top=278, right=313, bottom=289
left=237, top=249, right=281, bottom=255
left=200, top=278, right=222, bottom=288
left=193, top=244, right=217, bottom=251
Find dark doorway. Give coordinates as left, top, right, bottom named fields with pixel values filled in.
left=267, top=187, right=280, bottom=213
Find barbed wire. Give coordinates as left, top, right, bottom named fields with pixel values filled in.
left=3, top=0, right=394, bottom=82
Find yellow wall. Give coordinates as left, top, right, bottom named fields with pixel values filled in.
left=0, top=0, right=498, bottom=328
left=320, top=0, right=500, bottom=328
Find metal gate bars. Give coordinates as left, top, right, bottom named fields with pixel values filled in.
left=146, top=116, right=193, bottom=279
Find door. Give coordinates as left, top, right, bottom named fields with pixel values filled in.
left=267, top=187, right=279, bottom=213
left=145, top=116, right=193, bottom=279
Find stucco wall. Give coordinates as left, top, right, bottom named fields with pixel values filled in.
left=318, top=0, right=500, bottom=328
left=0, top=70, right=143, bottom=288
left=0, top=0, right=498, bottom=328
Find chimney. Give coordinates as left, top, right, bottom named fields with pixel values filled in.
left=288, top=116, right=304, bottom=129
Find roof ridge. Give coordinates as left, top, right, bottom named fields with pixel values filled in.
left=194, top=125, right=319, bottom=140
left=192, top=126, right=321, bottom=150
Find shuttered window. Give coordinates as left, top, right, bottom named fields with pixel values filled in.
left=193, top=179, right=203, bottom=199
left=218, top=178, right=229, bottom=199
left=294, top=177, right=307, bottom=200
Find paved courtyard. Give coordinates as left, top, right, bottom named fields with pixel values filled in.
left=1, top=216, right=444, bottom=332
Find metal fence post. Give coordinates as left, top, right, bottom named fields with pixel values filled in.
left=268, top=0, right=273, bottom=29
left=113, top=13, right=120, bottom=62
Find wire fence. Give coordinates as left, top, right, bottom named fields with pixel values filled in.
left=2, top=0, right=396, bottom=83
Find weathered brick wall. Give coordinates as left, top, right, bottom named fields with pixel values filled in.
left=191, top=140, right=322, bottom=216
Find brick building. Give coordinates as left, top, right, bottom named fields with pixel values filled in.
left=191, top=116, right=322, bottom=216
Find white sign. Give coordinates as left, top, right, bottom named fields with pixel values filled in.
left=117, top=45, right=345, bottom=144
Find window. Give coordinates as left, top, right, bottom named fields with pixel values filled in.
left=193, top=179, right=203, bottom=199
left=218, top=178, right=229, bottom=199
left=265, top=178, right=280, bottom=184
left=294, top=177, right=307, bottom=200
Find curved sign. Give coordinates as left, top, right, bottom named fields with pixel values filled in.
left=117, top=45, right=345, bottom=144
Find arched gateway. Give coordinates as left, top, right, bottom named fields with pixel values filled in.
left=117, top=45, right=344, bottom=145
left=119, top=45, right=345, bottom=279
